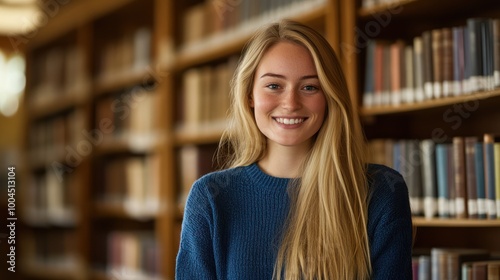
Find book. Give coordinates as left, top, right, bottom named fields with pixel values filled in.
left=465, top=137, right=479, bottom=219
left=495, top=142, right=500, bottom=219
left=390, top=40, right=404, bottom=105
left=483, top=133, right=497, bottom=219
left=436, top=143, right=450, bottom=218
left=422, top=30, right=434, bottom=100
left=493, top=19, right=500, bottom=88
left=363, top=40, right=376, bottom=107
left=441, top=27, right=454, bottom=97
left=420, top=139, right=437, bottom=218
left=431, top=28, right=443, bottom=99
left=403, top=45, right=415, bottom=103
left=453, top=137, right=468, bottom=219
left=452, top=26, right=466, bottom=96
left=474, top=141, right=487, bottom=219
left=431, top=248, right=490, bottom=280
left=413, top=36, right=425, bottom=102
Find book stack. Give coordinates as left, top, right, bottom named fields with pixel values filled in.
left=363, top=17, right=500, bottom=107
left=99, top=154, right=160, bottom=216
left=368, top=134, right=500, bottom=219
left=22, top=229, right=80, bottom=272
left=29, top=44, right=88, bottom=109
left=179, top=56, right=238, bottom=132
left=28, top=109, right=86, bottom=165
left=97, top=26, right=152, bottom=83
left=182, top=0, right=326, bottom=46
left=95, top=87, right=159, bottom=143
left=106, top=231, right=160, bottom=280
left=412, top=248, right=500, bottom=280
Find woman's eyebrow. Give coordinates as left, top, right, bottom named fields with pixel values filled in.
left=259, top=73, right=318, bottom=80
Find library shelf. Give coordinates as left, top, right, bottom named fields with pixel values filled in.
left=93, top=201, right=159, bottom=221
left=95, top=134, right=165, bottom=155
left=174, top=0, right=328, bottom=71
left=360, top=89, right=500, bottom=116
left=29, top=91, right=89, bottom=120
left=174, top=121, right=228, bottom=146
left=413, top=217, right=500, bottom=228
left=23, top=259, right=85, bottom=280
left=94, top=67, right=157, bottom=96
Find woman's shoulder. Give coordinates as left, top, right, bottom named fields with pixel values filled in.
left=366, top=163, right=406, bottom=188
left=366, top=163, right=409, bottom=205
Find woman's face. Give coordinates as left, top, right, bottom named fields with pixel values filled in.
left=251, top=41, right=326, bottom=150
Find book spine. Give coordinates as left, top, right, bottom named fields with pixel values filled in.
left=436, top=144, right=450, bottom=218
left=413, top=36, right=425, bottom=102
left=494, top=142, right=500, bottom=219
left=493, top=19, right=500, bottom=87
left=441, top=27, right=454, bottom=97
left=363, top=40, right=376, bottom=107
left=452, top=26, right=465, bottom=96
left=453, top=137, right=468, bottom=218
left=432, top=29, right=443, bottom=99
left=483, top=134, right=497, bottom=219
left=465, top=137, right=479, bottom=218
left=474, top=142, right=487, bottom=219
left=422, top=31, right=434, bottom=100
left=421, top=140, right=437, bottom=218
left=404, top=45, right=415, bottom=103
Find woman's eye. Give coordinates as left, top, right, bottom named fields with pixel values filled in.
left=266, top=84, right=280, bottom=90
left=303, top=85, right=318, bottom=91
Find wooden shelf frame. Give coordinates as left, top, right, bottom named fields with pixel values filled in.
left=413, top=217, right=500, bottom=228
left=361, top=89, right=500, bottom=116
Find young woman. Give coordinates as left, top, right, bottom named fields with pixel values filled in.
left=176, top=20, right=413, bottom=280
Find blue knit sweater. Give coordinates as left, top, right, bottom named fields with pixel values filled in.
left=176, top=163, right=413, bottom=279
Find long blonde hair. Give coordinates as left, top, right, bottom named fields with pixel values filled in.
left=218, top=20, right=371, bottom=279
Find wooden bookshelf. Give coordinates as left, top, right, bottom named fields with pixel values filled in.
left=340, top=0, right=500, bottom=263
left=25, top=0, right=500, bottom=278
left=413, top=217, right=500, bottom=227
left=361, top=88, right=500, bottom=116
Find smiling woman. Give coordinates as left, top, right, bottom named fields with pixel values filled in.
left=176, top=19, right=413, bottom=280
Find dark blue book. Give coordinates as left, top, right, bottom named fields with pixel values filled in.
left=436, top=143, right=450, bottom=218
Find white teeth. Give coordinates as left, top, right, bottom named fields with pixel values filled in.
left=276, top=118, right=304, bottom=124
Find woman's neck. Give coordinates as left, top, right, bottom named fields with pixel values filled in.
left=257, top=142, right=311, bottom=178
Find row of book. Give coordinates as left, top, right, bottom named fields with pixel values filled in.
left=363, top=17, right=500, bottom=107
left=368, top=135, right=500, bottom=219
left=30, top=44, right=89, bottom=109
left=22, top=229, right=80, bottom=270
left=106, top=231, right=160, bottom=280
left=98, top=155, right=160, bottom=216
left=96, top=87, right=159, bottom=141
left=97, top=27, right=152, bottom=84
left=24, top=168, right=78, bottom=226
left=29, top=109, right=86, bottom=165
left=412, top=248, right=500, bottom=280
left=179, top=56, right=237, bottom=132
left=182, top=0, right=325, bottom=47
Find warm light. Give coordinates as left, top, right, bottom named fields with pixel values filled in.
left=0, top=51, right=25, bottom=117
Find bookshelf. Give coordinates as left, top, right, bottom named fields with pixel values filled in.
left=22, top=0, right=342, bottom=279
left=24, top=0, right=500, bottom=277
left=339, top=0, right=500, bottom=261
